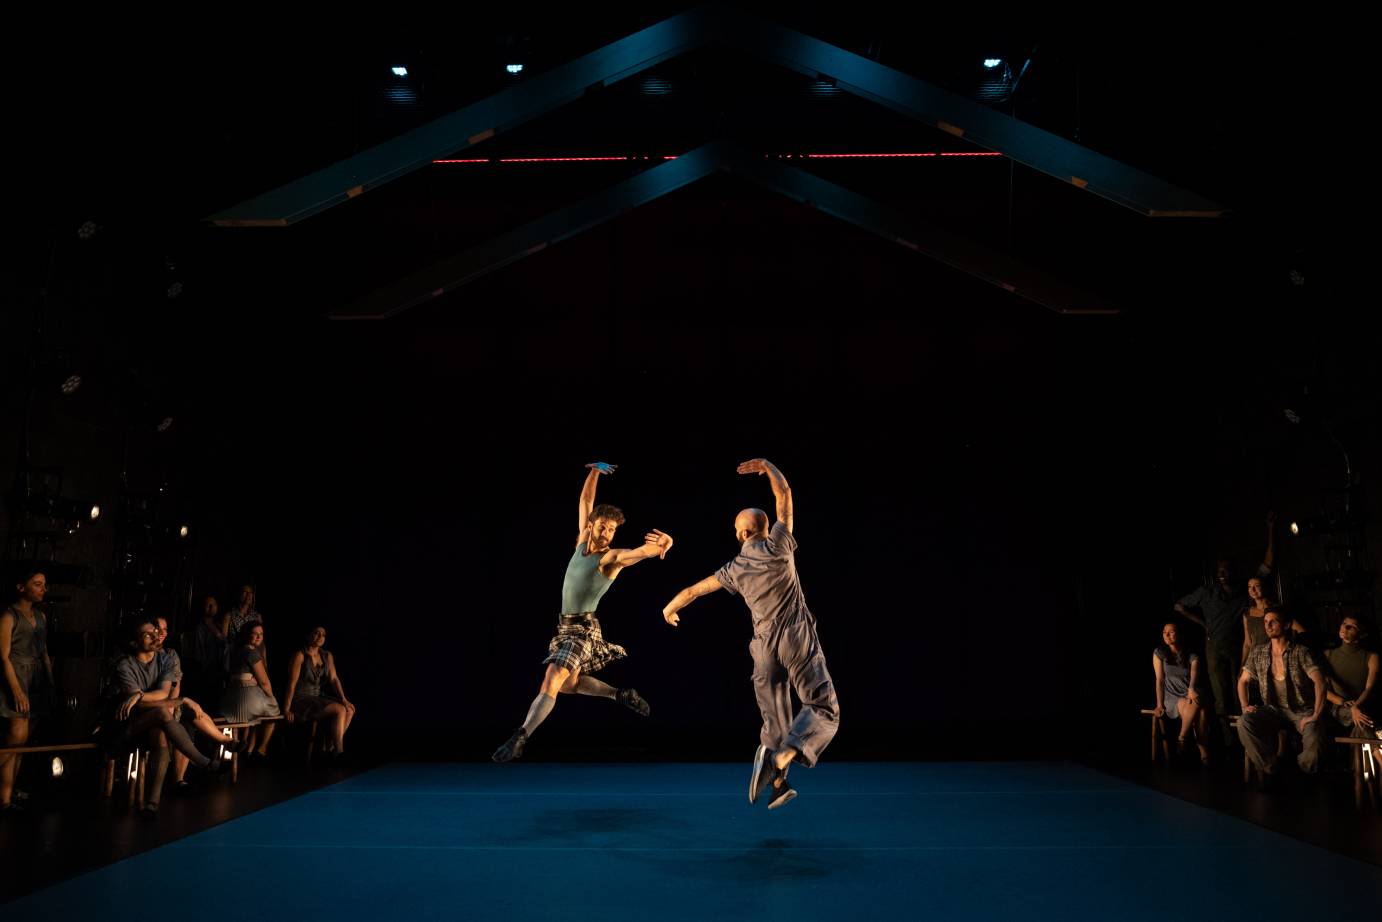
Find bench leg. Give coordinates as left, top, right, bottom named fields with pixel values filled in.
left=137, top=750, right=149, bottom=809
left=1369, top=747, right=1380, bottom=810
left=125, top=752, right=137, bottom=810
left=1355, top=745, right=1365, bottom=811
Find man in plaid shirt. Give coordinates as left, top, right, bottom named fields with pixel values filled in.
left=1236, top=607, right=1326, bottom=785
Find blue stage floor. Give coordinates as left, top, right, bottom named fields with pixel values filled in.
left=10, top=762, right=1380, bottom=919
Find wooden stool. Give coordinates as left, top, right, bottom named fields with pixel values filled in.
left=215, top=716, right=283, bottom=783
left=1232, top=715, right=1288, bottom=786
left=1335, top=736, right=1381, bottom=811
left=1140, top=709, right=1169, bottom=763
left=99, top=745, right=150, bottom=809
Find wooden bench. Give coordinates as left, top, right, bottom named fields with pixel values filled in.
left=1231, top=715, right=1304, bottom=787
left=1335, top=736, right=1380, bottom=811
left=302, top=717, right=336, bottom=766
left=0, top=740, right=145, bottom=807
left=0, top=742, right=119, bottom=803
left=1140, top=708, right=1208, bottom=765
left=1139, top=709, right=1168, bottom=763
left=2, top=712, right=284, bottom=810
left=215, top=716, right=282, bottom=783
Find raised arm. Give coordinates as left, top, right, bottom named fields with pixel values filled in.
left=738, top=458, right=793, bottom=532
left=577, top=462, right=617, bottom=541
left=662, top=575, right=724, bottom=627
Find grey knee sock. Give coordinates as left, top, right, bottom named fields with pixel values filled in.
left=521, top=693, right=557, bottom=735
left=575, top=676, right=618, bottom=699
left=146, top=746, right=171, bottom=806
left=162, top=719, right=210, bottom=768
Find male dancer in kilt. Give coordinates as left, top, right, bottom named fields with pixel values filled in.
left=492, top=462, right=673, bottom=762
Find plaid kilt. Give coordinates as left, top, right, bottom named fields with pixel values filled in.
left=543, top=614, right=627, bottom=674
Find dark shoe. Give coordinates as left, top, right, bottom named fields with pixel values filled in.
left=492, top=728, right=528, bottom=763
left=221, top=737, right=247, bottom=754
left=617, top=688, right=651, bottom=717
left=196, top=757, right=231, bottom=778
left=767, top=780, right=797, bottom=810
left=138, top=802, right=160, bottom=819
left=0, top=801, right=24, bottom=815
left=173, top=779, right=194, bottom=795
left=750, top=745, right=785, bottom=804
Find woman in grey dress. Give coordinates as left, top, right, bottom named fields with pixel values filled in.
left=1, top=569, right=56, bottom=811
left=1152, top=621, right=1208, bottom=764
left=219, top=622, right=280, bottom=756
left=282, top=626, right=356, bottom=756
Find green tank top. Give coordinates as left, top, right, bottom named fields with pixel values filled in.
left=561, top=542, right=614, bottom=613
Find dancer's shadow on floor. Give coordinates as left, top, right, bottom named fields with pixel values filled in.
left=648, top=837, right=833, bottom=884
left=520, top=809, right=833, bottom=883
left=525, top=808, right=672, bottom=839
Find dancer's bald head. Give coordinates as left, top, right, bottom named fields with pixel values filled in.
left=735, top=508, right=770, bottom=543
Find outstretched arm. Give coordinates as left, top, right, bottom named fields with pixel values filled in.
left=662, top=575, right=724, bottom=627
left=577, top=462, right=617, bottom=541
left=738, top=458, right=793, bottom=533
left=610, top=530, right=675, bottom=571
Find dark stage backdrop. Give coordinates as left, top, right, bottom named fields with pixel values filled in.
left=151, top=209, right=1361, bottom=763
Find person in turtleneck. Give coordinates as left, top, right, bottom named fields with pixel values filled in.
left=1324, top=613, right=1378, bottom=738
